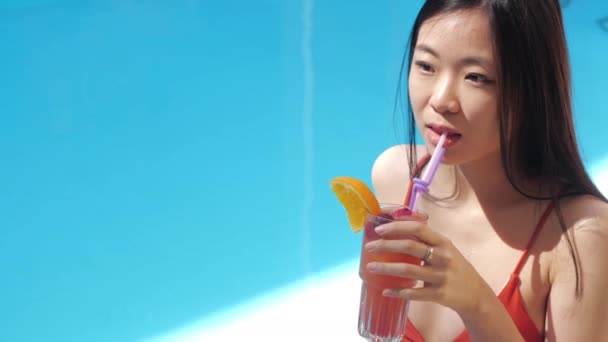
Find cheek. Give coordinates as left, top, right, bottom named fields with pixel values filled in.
left=462, top=99, right=501, bottom=142
left=461, top=95, right=497, bottom=123
left=408, top=74, right=426, bottom=115
left=459, top=87, right=496, bottom=109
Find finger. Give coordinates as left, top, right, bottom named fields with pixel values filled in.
left=365, top=238, right=429, bottom=261
left=367, top=261, right=443, bottom=284
left=375, top=220, right=444, bottom=246
left=382, top=286, right=438, bottom=302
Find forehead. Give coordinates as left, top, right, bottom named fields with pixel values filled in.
left=416, top=9, right=495, bottom=61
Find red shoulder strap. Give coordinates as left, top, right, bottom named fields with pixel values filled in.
left=513, top=201, right=555, bottom=275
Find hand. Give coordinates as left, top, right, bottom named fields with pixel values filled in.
left=364, top=219, right=494, bottom=316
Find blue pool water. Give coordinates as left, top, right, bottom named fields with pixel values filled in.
left=0, top=1, right=607, bottom=341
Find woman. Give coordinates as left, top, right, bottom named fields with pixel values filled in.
left=367, top=1, right=608, bottom=341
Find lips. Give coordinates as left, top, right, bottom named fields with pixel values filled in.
left=427, top=124, right=460, bottom=136
left=426, top=124, right=462, bottom=147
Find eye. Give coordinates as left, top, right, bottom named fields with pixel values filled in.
left=414, top=61, right=434, bottom=73
left=466, top=73, right=493, bottom=84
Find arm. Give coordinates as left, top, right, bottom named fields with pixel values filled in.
left=370, top=144, right=527, bottom=341
left=545, top=213, right=608, bottom=341
left=368, top=221, right=527, bottom=342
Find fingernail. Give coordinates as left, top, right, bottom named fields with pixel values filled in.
left=375, top=225, right=387, bottom=234
left=366, top=262, right=379, bottom=272
left=383, top=289, right=400, bottom=297
left=365, top=242, right=377, bottom=252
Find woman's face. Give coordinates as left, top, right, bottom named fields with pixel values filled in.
left=408, top=9, right=500, bottom=165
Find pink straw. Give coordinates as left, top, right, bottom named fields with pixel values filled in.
left=408, top=133, right=447, bottom=210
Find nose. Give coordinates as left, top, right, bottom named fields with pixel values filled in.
left=429, top=76, right=460, bottom=115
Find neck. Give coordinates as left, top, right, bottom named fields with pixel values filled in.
left=429, top=152, right=533, bottom=208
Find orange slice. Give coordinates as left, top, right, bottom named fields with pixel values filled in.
left=329, top=176, right=382, bottom=233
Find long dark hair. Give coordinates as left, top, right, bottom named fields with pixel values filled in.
left=394, top=0, right=607, bottom=295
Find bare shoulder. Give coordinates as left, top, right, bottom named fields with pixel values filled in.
left=545, top=194, right=608, bottom=339
left=560, top=194, right=608, bottom=241
left=550, top=194, right=608, bottom=282
left=370, top=144, right=427, bottom=204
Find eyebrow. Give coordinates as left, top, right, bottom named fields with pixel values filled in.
left=415, top=44, right=493, bottom=67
